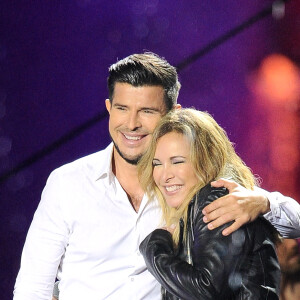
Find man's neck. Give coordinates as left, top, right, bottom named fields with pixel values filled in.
left=112, top=150, right=138, bottom=181
left=112, top=148, right=144, bottom=212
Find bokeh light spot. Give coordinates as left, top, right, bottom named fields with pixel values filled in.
left=256, top=54, right=300, bottom=104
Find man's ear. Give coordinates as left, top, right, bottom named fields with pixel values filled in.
left=173, top=104, right=181, bottom=110
left=105, top=99, right=111, bottom=113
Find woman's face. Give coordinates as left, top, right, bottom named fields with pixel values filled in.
left=152, top=132, right=199, bottom=208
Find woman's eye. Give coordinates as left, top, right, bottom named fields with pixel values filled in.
left=152, top=160, right=161, bottom=167
left=173, top=160, right=185, bottom=164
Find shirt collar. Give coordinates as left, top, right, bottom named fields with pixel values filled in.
left=92, top=143, right=114, bottom=182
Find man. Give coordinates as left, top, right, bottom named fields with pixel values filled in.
left=280, top=268, right=300, bottom=300
left=277, top=238, right=300, bottom=272
left=277, top=239, right=300, bottom=300
left=14, top=52, right=300, bottom=300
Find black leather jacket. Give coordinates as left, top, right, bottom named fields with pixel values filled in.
left=140, top=185, right=280, bottom=300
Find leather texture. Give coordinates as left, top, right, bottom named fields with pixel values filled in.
left=140, top=184, right=281, bottom=300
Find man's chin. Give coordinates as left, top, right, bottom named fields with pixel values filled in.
left=113, top=141, right=144, bottom=165
left=121, top=154, right=142, bottom=165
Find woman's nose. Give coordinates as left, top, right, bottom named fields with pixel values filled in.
left=162, top=165, right=174, bottom=182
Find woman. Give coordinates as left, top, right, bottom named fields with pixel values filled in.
left=138, top=108, right=280, bottom=299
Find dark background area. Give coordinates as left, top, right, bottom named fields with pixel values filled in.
left=1, top=1, right=299, bottom=299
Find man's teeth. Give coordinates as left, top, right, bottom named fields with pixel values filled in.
left=124, top=134, right=141, bottom=140
left=166, top=185, right=182, bottom=192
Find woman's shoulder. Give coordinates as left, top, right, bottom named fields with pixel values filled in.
left=194, top=183, right=228, bottom=205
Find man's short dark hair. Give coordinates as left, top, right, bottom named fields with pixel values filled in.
left=107, top=52, right=181, bottom=112
left=281, top=268, right=300, bottom=300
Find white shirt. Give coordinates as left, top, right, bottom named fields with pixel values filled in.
left=14, top=144, right=162, bottom=300
left=263, top=190, right=300, bottom=238
left=14, top=143, right=300, bottom=299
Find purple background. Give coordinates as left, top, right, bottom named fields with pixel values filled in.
left=1, top=1, right=299, bottom=299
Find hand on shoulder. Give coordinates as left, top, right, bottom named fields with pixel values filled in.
left=202, top=178, right=270, bottom=236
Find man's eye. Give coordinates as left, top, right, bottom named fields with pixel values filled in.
left=116, top=106, right=126, bottom=111
left=143, top=109, right=154, bottom=114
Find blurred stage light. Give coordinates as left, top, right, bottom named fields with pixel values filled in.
left=272, top=0, right=286, bottom=20
left=256, top=54, right=300, bottom=105
left=246, top=53, right=299, bottom=201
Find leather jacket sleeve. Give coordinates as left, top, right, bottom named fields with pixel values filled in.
left=139, top=186, right=280, bottom=300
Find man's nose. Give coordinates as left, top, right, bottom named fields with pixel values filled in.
left=127, top=111, right=141, bottom=130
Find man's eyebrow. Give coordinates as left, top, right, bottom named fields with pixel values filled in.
left=140, top=107, right=161, bottom=112
left=112, top=103, right=163, bottom=112
left=112, top=102, right=127, bottom=107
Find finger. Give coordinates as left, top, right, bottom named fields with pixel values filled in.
left=202, top=194, right=231, bottom=215
left=168, top=224, right=176, bottom=234
left=221, top=219, right=245, bottom=236
left=211, top=178, right=239, bottom=192
left=160, top=226, right=168, bottom=231
left=206, top=212, right=237, bottom=230
left=203, top=205, right=233, bottom=223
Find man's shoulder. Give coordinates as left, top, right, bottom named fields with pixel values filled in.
left=49, top=143, right=113, bottom=181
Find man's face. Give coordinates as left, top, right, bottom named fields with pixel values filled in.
left=277, top=239, right=300, bottom=272
left=106, top=82, right=167, bottom=165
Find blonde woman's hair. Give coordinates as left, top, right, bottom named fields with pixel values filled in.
left=138, top=108, right=257, bottom=245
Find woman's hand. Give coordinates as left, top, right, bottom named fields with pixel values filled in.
left=161, top=224, right=176, bottom=235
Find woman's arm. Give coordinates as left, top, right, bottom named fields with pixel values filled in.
left=140, top=187, right=247, bottom=300
left=140, top=185, right=280, bottom=299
